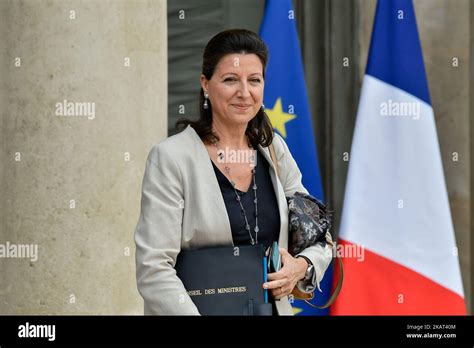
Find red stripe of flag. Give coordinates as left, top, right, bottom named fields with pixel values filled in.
left=330, top=239, right=466, bottom=315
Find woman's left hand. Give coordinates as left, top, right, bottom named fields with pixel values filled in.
left=263, top=248, right=308, bottom=300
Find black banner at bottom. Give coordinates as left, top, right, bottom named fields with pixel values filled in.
left=0, top=315, right=473, bottom=346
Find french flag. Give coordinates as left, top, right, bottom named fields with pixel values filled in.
left=330, top=0, right=466, bottom=315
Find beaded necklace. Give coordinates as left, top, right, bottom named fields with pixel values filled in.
left=212, top=140, right=259, bottom=245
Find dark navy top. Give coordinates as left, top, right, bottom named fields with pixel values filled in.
left=212, top=149, right=281, bottom=315
left=211, top=149, right=280, bottom=250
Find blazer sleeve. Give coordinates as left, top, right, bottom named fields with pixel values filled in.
left=273, top=133, right=333, bottom=294
left=134, top=144, right=200, bottom=315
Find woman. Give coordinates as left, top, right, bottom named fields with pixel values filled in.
left=134, top=29, right=333, bottom=315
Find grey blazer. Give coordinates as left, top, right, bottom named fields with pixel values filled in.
left=134, top=124, right=333, bottom=315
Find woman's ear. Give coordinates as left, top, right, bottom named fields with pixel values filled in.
left=200, top=74, right=209, bottom=94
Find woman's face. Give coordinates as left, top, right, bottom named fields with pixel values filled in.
left=201, top=53, right=264, bottom=128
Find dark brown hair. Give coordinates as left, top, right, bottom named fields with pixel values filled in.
left=175, top=28, right=274, bottom=148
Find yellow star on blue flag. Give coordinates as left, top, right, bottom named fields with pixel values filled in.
left=265, top=98, right=296, bottom=139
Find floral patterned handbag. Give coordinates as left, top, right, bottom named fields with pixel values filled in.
left=269, top=143, right=343, bottom=309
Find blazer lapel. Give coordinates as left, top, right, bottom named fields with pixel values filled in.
left=257, top=144, right=289, bottom=250
left=186, top=125, right=234, bottom=246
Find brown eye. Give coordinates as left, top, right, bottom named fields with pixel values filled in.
left=224, top=77, right=237, bottom=82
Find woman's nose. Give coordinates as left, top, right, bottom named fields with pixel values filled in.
left=237, top=81, right=251, bottom=97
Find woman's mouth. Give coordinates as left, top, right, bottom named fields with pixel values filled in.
left=232, top=104, right=252, bottom=111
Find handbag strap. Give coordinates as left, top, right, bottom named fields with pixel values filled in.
left=304, top=241, right=344, bottom=309
left=268, top=142, right=279, bottom=177
left=268, top=142, right=344, bottom=309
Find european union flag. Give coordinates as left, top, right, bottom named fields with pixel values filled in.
left=260, top=0, right=332, bottom=315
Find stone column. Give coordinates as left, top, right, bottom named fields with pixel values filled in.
left=0, top=0, right=167, bottom=314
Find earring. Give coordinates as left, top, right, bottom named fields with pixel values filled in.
left=261, top=103, right=265, bottom=110
left=203, top=92, right=209, bottom=110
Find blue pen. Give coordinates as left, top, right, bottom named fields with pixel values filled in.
left=263, top=256, right=268, bottom=303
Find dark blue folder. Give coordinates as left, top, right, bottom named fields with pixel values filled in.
left=175, top=244, right=272, bottom=315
